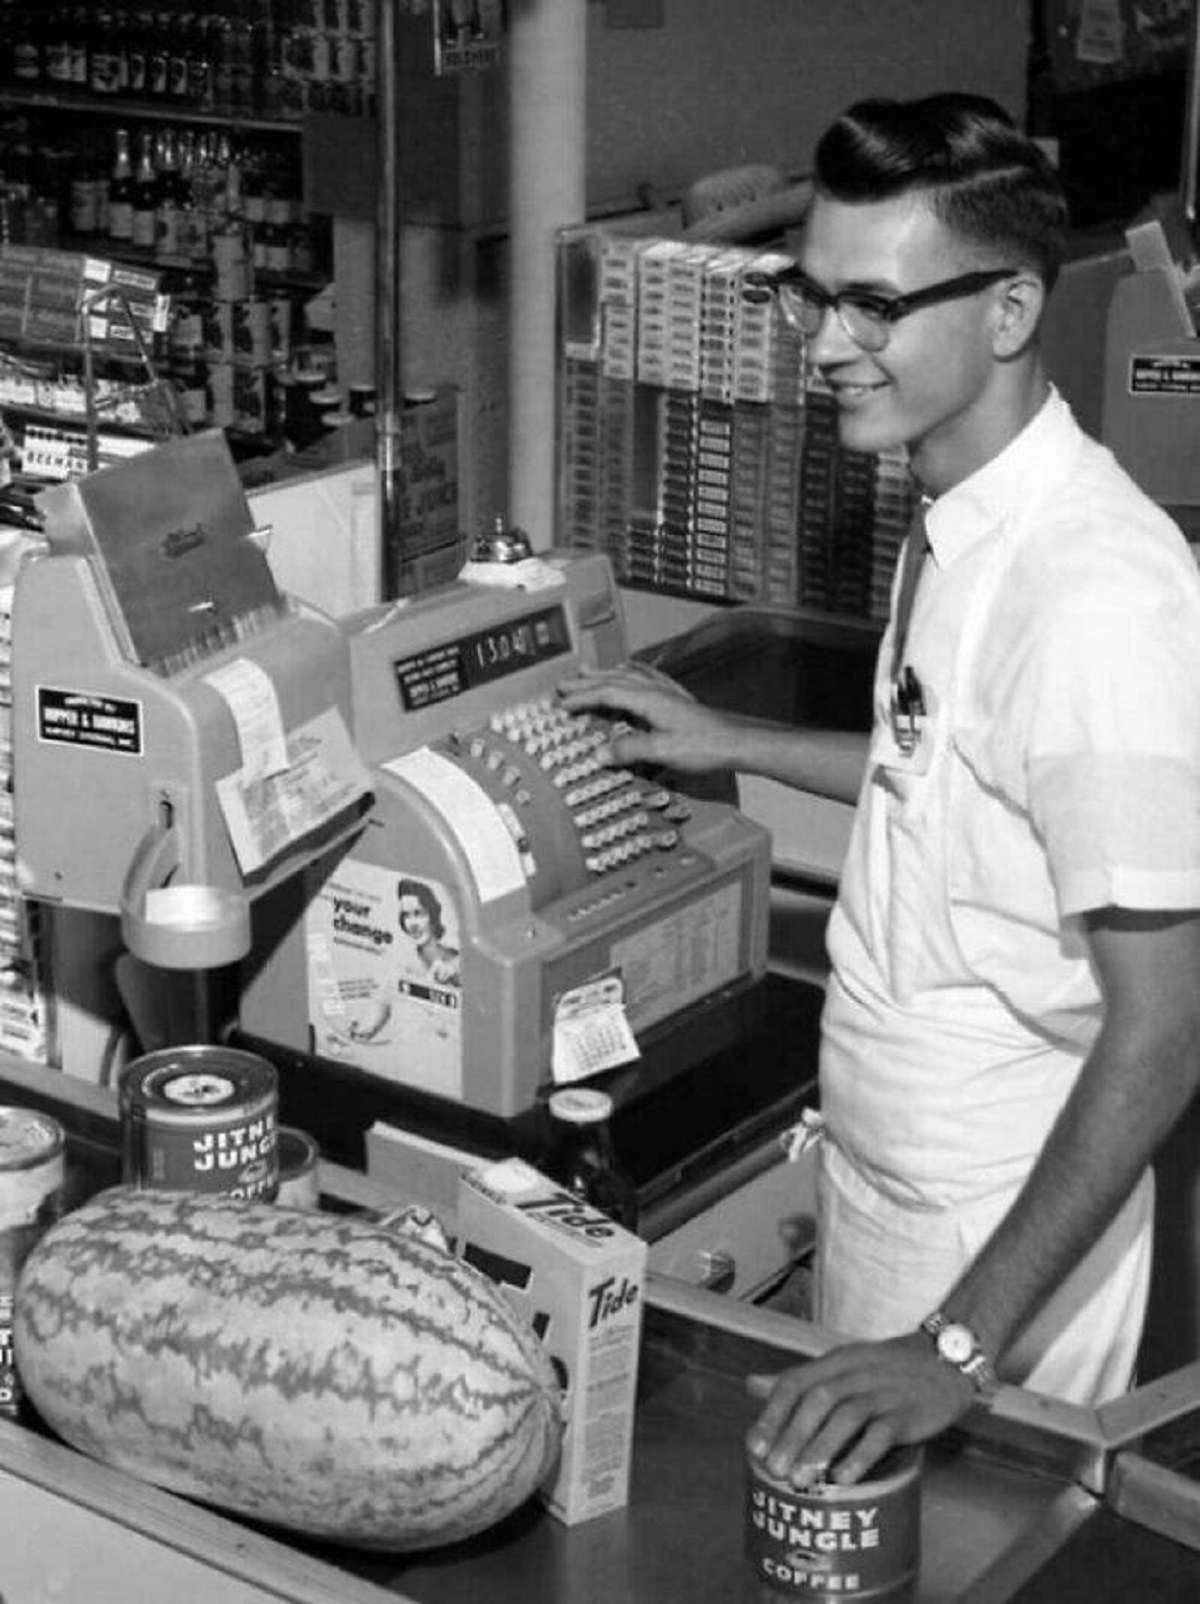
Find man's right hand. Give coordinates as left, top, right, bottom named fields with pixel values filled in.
left=558, top=665, right=732, bottom=774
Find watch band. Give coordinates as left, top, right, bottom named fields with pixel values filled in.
left=920, top=1311, right=998, bottom=1398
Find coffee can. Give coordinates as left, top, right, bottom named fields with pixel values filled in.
left=232, top=298, right=272, bottom=366
left=213, top=231, right=253, bottom=301
left=120, top=1046, right=279, bottom=1202
left=0, top=1107, right=65, bottom=1419
left=347, top=381, right=375, bottom=418
left=746, top=1445, right=922, bottom=1601
left=275, top=1126, right=320, bottom=1209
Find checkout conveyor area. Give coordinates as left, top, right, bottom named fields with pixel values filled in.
left=4, top=1045, right=1200, bottom=1604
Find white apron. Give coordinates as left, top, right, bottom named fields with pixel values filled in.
left=816, top=466, right=1153, bottom=1407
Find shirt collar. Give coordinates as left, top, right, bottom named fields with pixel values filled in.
left=922, top=386, right=1072, bottom=568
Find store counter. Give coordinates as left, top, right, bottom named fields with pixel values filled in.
left=3, top=1056, right=1200, bottom=1603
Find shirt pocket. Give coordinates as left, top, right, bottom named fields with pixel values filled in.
left=872, top=685, right=962, bottom=999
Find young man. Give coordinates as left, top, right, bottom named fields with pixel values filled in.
left=559, top=94, right=1200, bottom=1484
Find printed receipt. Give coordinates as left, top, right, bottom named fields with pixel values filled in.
left=203, top=657, right=290, bottom=780
left=215, top=706, right=372, bottom=876
left=384, top=747, right=525, bottom=903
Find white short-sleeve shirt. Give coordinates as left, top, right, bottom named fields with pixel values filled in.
left=822, top=388, right=1200, bottom=1209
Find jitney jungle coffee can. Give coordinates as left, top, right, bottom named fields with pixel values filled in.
left=120, top=1046, right=279, bottom=1201
left=0, top=1107, right=65, bottom=1418
left=746, top=1445, right=922, bottom=1600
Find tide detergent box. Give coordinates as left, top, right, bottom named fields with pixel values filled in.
left=457, top=1157, right=647, bottom=1526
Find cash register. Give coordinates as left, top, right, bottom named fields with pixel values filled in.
left=12, top=431, right=770, bottom=1124
left=12, top=430, right=373, bottom=983
left=239, top=538, right=772, bottom=1118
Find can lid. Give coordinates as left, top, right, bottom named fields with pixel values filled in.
left=548, top=1087, right=613, bottom=1125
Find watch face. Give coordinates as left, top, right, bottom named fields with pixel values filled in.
left=937, top=1324, right=976, bottom=1365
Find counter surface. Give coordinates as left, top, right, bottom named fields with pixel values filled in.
left=4, top=1061, right=1200, bottom=1601
left=318, top=1302, right=1088, bottom=1604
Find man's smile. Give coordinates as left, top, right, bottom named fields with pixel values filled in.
left=829, top=379, right=889, bottom=401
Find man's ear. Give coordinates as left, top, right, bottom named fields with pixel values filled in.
left=991, top=272, right=1045, bottom=359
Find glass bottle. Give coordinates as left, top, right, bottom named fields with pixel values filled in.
left=228, top=12, right=255, bottom=116
left=67, top=2, right=89, bottom=90
left=107, top=126, right=134, bottom=242
left=0, top=1, right=14, bottom=87
left=209, top=10, right=234, bottom=115
left=10, top=4, right=43, bottom=88
left=153, top=127, right=184, bottom=261
left=147, top=8, right=172, bottom=100
left=543, top=1088, right=639, bottom=1232
left=176, top=130, right=206, bottom=263
left=130, top=127, right=158, bottom=250
left=186, top=10, right=211, bottom=106
left=125, top=8, right=150, bottom=98
left=69, top=141, right=102, bottom=236
left=110, top=8, right=130, bottom=93
left=167, top=9, right=191, bottom=101
left=88, top=9, right=122, bottom=95
left=43, top=5, right=72, bottom=91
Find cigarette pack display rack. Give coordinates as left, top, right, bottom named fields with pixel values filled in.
left=0, top=242, right=176, bottom=492
left=556, top=224, right=917, bottom=623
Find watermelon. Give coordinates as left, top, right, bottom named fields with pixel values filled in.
left=14, top=1188, right=563, bottom=1551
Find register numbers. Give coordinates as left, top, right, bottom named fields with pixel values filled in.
left=239, top=552, right=771, bottom=1117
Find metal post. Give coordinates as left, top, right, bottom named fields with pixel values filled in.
left=507, top=0, right=588, bottom=549
left=376, top=0, right=405, bottom=596
left=1181, top=0, right=1200, bottom=228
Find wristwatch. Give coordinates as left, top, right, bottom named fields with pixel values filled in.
left=920, top=1311, right=998, bottom=1399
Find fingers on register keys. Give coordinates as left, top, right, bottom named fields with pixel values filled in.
left=558, top=666, right=694, bottom=768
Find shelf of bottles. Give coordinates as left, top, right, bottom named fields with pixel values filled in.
left=0, top=109, right=338, bottom=457
left=0, top=1, right=377, bottom=124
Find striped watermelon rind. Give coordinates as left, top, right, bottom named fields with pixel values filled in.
left=14, top=1187, right=563, bottom=1551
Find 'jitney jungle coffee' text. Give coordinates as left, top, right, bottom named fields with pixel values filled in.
left=745, top=1448, right=921, bottom=1600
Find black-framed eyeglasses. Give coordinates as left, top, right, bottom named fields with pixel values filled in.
left=743, top=266, right=1017, bottom=353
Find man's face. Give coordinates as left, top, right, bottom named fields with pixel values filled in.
left=798, top=191, right=1009, bottom=489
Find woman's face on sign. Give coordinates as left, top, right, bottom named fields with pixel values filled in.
left=399, top=895, right=432, bottom=942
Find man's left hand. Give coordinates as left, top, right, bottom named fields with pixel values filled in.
left=746, top=1331, right=978, bottom=1485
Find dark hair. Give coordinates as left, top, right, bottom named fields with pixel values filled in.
left=813, top=94, right=1069, bottom=289
left=397, top=878, right=445, bottom=941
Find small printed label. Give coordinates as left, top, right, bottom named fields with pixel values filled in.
left=36, top=687, right=142, bottom=755
left=1128, top=354, right=1200, bottom=396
